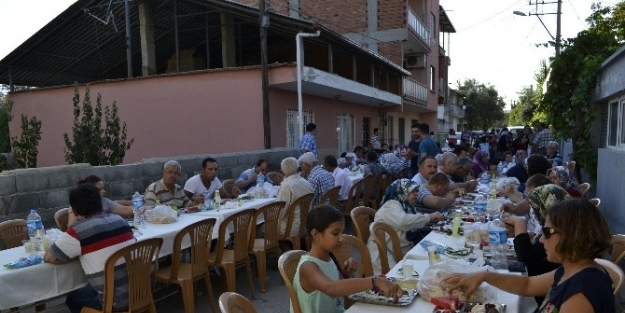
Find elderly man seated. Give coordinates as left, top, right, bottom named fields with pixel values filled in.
left=234, top=159, right=275, bottom=193
left=276, top=157, right=314, bottom=236
left=436, top=152, right=477, bottom=191
left=338, top=152, right=357, bottom=169
left=545, top=141, right=563, bottom=166
left=412, top=172, right=460, bottom=214
left=299, top=152, right=335, bottom=206
left=450, top=156, right=473, bottom=183
left=324, top=155, right=352, bottom=206
left=410, top=156, right=438, bottom=187
left=181, top=157, right=240, bottom=204
left=145, top=160, right=202, bottom=208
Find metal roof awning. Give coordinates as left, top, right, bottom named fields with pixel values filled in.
left=439, top=5, right=456, bottom=33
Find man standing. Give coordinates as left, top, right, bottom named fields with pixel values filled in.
left=418, top=123, right=439, bottom=160
left=298, top=123, right=317, bottom=157
left=235, top=159, right=274, bottom=193
left=145, top=160, right=202, bottom=207
left=370, top=128, right=382, bottom=150
left=531, top=122, right=554, bottom=156
left=182, top=157, right=239, bottom=203
left=324, top=155, right=352, bottom=206
left=460, top=124, right=472, bottom=146
left=44, top=184, right=136, bottom=313
left=298, top=152, right=335, bottom=206
left=407, top=122, right=423, bottom=177
left=411, top=156, right=438, bottom=187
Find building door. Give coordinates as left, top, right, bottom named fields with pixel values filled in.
left=337, top=114, right=355, bottom=154
left=398, top=117, right=405, bottom=147
left=362, top=117, right=370, bottom=148
left=286, top=108, right=314, bottom=148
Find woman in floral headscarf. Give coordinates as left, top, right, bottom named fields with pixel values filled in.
left=503, top=184, right=571, bottom=305
left=366, top=179, right=443, bottom=274
left=547, top=166, right=582, bottom=197
left=472, top=150, right=489, bottom=178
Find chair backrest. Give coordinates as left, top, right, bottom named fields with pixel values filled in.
left=332, top=234, right=374, bottom=278
left=589, top=198, right=600, bottom=208
left=249, top=201, right=286, bottom=251
left=283, top=193, right=313, bottom=238
left=278, top=250, right=306, bottom=313
left=168, top=218, right=216, bottom=279
left=371, top=221, right=403, bottom=274
left=343, top=179, right=364, bottom=216
left=215, top=209, right=256, bottom=263
left=54, top=208, right=70, bottom=232
left=361, top=175, right=375, bottom=206
left=102, top=238, right=163, bottom=312
left=219, top=292, right=258, bottom=313
left=595, top=258, right=625, bottom=295
left=350, top=206, right=376, bottom=243
left=320, top=186, right=341, bottom=207
left=611, top=234, right=625, bottom=265
left=579, top=182, right=591, bottom=196
left=0, top=219, right=28, bottom=250
left=396, top=168, right=409, bottom=179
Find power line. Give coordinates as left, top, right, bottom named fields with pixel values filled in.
left=565, top=0, right=585, bottom=27
left=456, top=0, right=524, bottom=33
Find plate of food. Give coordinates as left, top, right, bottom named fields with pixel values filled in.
left=184, top=205, right=200, bottom=213
left=433, top=301, right=506, bottom=313
left=444, top=247, right=472, bottom=258
left=349, top=288, right=417, bottom=307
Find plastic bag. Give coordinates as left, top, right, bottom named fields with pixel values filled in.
left=417, top=259, right=496, bottom=303
left=147, top=205, right=178, bottom=224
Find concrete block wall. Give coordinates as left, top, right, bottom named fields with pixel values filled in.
left=0, top=148, right=297, bottom=227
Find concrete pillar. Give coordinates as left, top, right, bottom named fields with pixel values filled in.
left=138, top=1, right=156, bottom=76
left=367, top=0, right=378, bottom=53
left=289, top=0, right=299, bottom=18
left=220, top=13, right=236, bottom=67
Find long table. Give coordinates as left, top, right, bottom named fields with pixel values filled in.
left=0, top=197, right=275, bottom=310
left=345, top=231, right=538, bottom=313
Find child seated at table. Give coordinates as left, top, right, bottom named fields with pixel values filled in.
left=292, top=205, right=403, bottom=313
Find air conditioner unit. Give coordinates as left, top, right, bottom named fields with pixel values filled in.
left=404, top=53, right=426, bottom=69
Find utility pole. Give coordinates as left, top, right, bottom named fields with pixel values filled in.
left=513, top=0, right=562, bottom=56
left=555, top=0, right=562, bottom=56
left=260, top=0, right=271, bottom=149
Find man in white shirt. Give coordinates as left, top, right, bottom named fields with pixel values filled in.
left=324, top=155, right=352, bottom=204
left=411, top=156, right=437, bottom=187
left=183, top=157, right=239, bottom=202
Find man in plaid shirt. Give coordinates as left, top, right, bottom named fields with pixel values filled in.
left=298, top=123, right=317, bottom=157
left=531, top=122, right=554, bottom=156
left=298, top=152, right=334, bottom=206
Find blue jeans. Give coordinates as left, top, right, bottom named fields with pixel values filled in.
left=66, top=284, right=102, bottom=313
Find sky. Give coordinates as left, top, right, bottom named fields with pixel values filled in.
left=0, top=0, right=620, bottom=107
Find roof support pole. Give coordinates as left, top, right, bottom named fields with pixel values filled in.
left=221, top=14, right=236, bottom=67
left=124, top=0, right=133, bottom=78
left=296, top=31, right=320, bottom=145
left=174, top=0, right=180, bottom=72
left=8, top=67, right=14, bottom=92
left=138, top=1, right=156, bottom=76
left=260, top=0, right=271, bottom=149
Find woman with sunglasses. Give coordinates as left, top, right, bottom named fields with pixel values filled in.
left=445, top=198, right=613, bottom=313
left=503, top=184, right=570, bottom=305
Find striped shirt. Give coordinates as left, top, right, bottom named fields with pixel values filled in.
left=144, top=179, right=190, bottom=207
left=307, top=166, right=335, bottom=206
left=49, top=214, right=136, bottom=310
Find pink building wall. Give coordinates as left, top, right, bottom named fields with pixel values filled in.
left=9, top=66, right=385, bottom=167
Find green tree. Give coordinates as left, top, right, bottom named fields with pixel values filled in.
left=11, top=114, right=42, bottom=168
left=459, top=79, right=506, bottom=129
left=536, top=2, right=625, bottom=179
left=0, top=98, right=13, bottom=153
left=64, top=85, right=134, bottom=165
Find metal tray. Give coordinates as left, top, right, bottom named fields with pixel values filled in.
left=433, top=302, right=506, bottom=313
left=349, top=289, right=418, bottom=307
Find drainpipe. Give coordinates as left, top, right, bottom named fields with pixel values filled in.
left=124, top=0, right=133, bottom=78
left=296, top=30, right=321, bottom=145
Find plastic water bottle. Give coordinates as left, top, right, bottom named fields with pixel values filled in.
left=214, top=190, right=222, bottom=210
left=203, top=190, right=212, bottom=210
left=26, top=209, right=44, bottom=254
left=132, top=191, right=144, bottom=228
left=452, top=210, right=462, bottom=237
left=474, top=193, right=487, bottom=213
left=256, top=173, right=265, bottom=187
left=488, top=216, right=508, bottom=269
left=497, top=162, right=505, bottom=177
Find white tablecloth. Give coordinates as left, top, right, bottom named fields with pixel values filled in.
left=348, top=172, right=364, bottom=183
left=345, top=232, right=537, bottom=313
left=0, top=197, right=275, bottom=310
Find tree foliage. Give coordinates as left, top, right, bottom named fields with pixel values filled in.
left=458, top=79, right=506, bottom=129
left=536, top=2, right=625, bottom=179
left=11, top=114, right=42, bottom=168
left=64, top=85, right=134, bottom=166
left=0, top=97, right=13, bottom=153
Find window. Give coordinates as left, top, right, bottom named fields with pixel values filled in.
left=606, top=98, right=625, bottom=149
left=398, top=118, right=405, bottom=146
left=385, top=116, right=394, bottom=146
left=337, top=114, right=354, bottom=154
left=430, top=13, right=436, bottom=40
left=430, top=66, right=436, bottom=91
left=286, top=108, right=314, bottom=148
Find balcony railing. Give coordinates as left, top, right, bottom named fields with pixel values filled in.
left=403, top=77, right=428, bottom=104
left=407, top=8, right=430, bottom=46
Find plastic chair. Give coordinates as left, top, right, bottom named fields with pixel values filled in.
left=589, top=198, right=601, bottom=208
left=320, top=186, right=341, bottom=207
left=207, top=209, right=256, bottom=299
left=54, top=208, right=70, bottom=231
left=611, top=234, right=625, bottom=265
left=81, top=238, right=163, bottom=313
left=248, top=201, right=286, bottom=292
left=595, top=258, right=624, bottom=295
left=342, top=179, right=364, bottom=218
left=278, top=250, right=306, bottom=313
left=218, top=292, right=258, bottom=313
left=396, top=168, right=409, bottom=179
left=332, top=234, right=374, bottom=278
left=350, top=206, right=375, bottom=243
left=361, top=176, right=375, bottom=209
left=371, top=221, right=403, bottom=274
left=0, top=219, right=28, bottom=250
left=155, top=219, right=217, bottom=313
left=278, top=193, right=313, bottom=250
left=578, top=182, right=591, bottom=196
